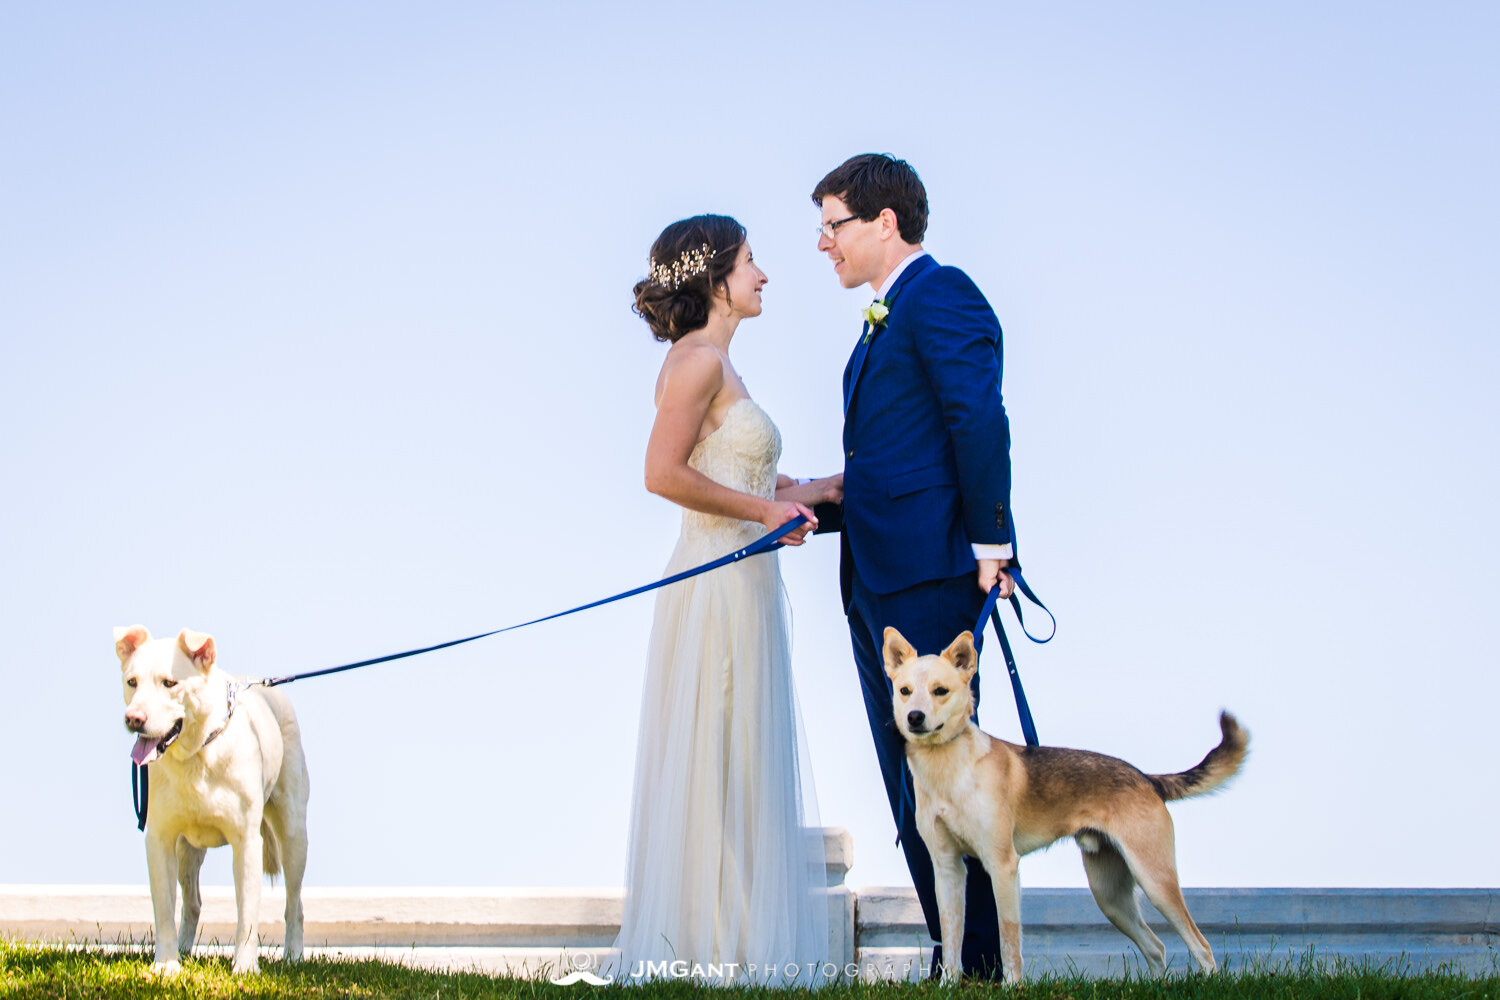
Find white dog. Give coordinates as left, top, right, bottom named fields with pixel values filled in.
left=116, top=626, right=310, bottom=974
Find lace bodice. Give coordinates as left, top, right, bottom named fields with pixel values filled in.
left=681, top=397, right=781, bottom=548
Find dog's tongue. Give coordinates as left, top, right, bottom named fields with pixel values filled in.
left=131, top=736, right=160, bottom=766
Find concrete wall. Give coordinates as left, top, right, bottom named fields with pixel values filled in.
left=3, top=829, right=1495, bottom=982
left=858, top=885, right=1499, bottom=979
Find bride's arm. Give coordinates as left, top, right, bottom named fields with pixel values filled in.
left=645, top=345, right=816, bottom=544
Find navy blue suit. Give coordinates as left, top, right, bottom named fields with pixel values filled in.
left=840, top=253, right=1016, bottom=977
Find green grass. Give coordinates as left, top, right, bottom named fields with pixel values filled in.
left=3, top=941, right=1497, bottom=1000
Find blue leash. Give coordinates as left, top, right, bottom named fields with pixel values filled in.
left=131, top=514, right=809, bottom=831
left=975, top=567, right=1055, bottom=749
left=255, top=514, right=808, bottom=689
left=894, top=571, right=1054, bottom=845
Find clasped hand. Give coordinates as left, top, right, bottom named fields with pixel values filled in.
left=766, top=478, right=1008, bottom=593
left=769, top=473, right=843, bottom=544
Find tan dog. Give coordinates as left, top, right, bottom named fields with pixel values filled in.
left=116, top=626, right=310, bottom=974
left=884, top=627, right=1247, bottom=982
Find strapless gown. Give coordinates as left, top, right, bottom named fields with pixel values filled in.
left=612, top=398, right=829, bottom=986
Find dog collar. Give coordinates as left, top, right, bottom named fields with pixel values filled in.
left=200, top=681, right=240, bottom=751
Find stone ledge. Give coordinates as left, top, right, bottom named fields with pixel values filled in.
left=857, top=887, right=1500, bottom=978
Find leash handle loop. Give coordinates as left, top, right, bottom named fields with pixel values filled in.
left=1002, top=567, right=1056, bottom=644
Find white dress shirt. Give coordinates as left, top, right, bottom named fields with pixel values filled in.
left=875, top=250, right=928, bottom=301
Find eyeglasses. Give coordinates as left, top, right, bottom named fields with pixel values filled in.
left=817, top=214, right=863, bottom=240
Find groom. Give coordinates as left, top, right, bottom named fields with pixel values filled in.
left=812, top=153, right=1017, bottom=979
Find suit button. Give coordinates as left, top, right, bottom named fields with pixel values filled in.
left=846, top=449, right=855, bottom=459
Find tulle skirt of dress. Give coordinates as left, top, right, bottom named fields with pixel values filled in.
left=611, top=536, right=829, bottom=987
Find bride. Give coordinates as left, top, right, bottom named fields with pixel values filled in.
left=612, top=214, right=841, bottom=986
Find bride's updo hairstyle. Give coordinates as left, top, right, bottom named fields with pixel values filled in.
left=633, top=214, right=747, bottom=343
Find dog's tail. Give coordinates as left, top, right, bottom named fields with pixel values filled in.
left=262, top=820, right=283, bottom=878
left=1150, top=711, right=1249, bottom=802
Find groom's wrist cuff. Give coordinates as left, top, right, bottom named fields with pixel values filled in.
left=973, top=543, right=1013, bottom=561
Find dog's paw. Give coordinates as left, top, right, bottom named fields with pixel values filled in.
left=148, top=959, right=183, bottom=976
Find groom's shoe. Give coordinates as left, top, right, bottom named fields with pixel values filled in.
left=963, top=950, right=1006, bottom=982
left=929, top=944, right=1005, bottom=981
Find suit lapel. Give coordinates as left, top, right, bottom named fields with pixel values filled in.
left=843, top=254, right=937, bottom=417
left=843, top=322, right=872, bottom=416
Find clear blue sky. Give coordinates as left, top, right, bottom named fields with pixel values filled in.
left=3, top=3, right=1496, bottom=892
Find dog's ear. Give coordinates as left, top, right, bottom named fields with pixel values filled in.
left=941, top=631, right=978, bottom=676
left=114, top=625, right=151, bottom=665
left=883, top=627, right=919, bottom=678
left=177, top=629, right=217, bottom=673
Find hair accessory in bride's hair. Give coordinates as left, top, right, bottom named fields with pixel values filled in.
left=648, top=243, right=715, bottom=289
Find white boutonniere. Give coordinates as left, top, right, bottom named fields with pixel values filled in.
left=861, top=299, right=889, bottom=342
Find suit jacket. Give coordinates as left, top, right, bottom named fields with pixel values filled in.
left=839, top=253, right=1018, bottom=602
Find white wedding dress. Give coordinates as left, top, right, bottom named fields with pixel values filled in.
left=612, top=397, right=829, bottom=986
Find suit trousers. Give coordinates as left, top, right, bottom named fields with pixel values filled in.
left=846, top=565, right=1004, bottom=978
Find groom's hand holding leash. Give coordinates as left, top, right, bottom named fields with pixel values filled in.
left=979, top=560, right=1015, bottom=598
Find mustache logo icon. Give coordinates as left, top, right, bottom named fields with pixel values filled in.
left=549, top=951, right=613, bottom=986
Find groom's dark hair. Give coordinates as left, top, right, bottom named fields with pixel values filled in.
left=812, top=154, right=928, bottom=244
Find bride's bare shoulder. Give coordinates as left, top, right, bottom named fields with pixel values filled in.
left=654, top=340, right=725, bottom=407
